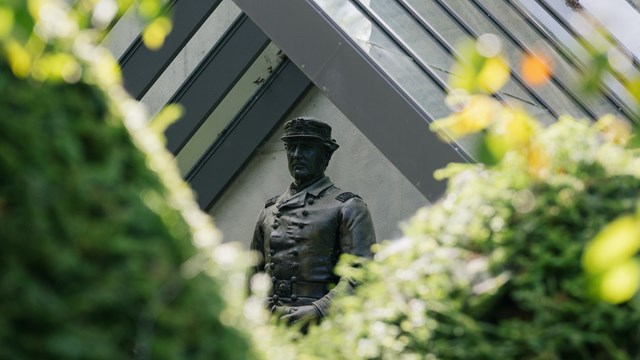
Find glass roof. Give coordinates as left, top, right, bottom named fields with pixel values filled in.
left=311, top=0, right=640, bottom=124
left=517, top=0, right=640, bottom=120
left=313, top=0, right=450, bottom=120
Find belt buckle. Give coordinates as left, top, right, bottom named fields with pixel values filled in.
left=275, top=279, right=291, bottom=297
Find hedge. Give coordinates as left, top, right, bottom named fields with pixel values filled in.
left=0, top=2, right=257, bottom=358
left=289, top=116, right=640, bottom=359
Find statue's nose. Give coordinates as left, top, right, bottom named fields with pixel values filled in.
left=293, top=146, right=303, bottom=159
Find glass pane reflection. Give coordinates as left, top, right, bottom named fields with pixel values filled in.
left=312, top=0, right=449, bottom=119
left=517, top=0, right=640, bottom=117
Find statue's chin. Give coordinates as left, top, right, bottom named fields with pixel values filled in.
left=293, top=175, right=307, bottom=184
left=293, top=173, right=322, bottom=188
left=292, top=168, right=307, bottom=178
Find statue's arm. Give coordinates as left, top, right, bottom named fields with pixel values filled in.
left=248, top=210, right=266, bottom=291
left=312, top=198, right=376, bottom=317
left=338, top=197, right=376, bottom=258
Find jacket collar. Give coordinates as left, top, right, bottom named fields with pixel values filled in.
left=303, top=176, right=334, bottom=197
left=277, top=176, right=334, bottom=209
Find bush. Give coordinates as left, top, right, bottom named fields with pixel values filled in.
left=278, top=33, right=640, bottom=360
left=0, top=2, right=256, bottom=358
left=292, top=117, right=640, bottom=359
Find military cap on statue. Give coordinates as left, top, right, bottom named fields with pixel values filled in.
left=281, top=117, right=340, bottom=152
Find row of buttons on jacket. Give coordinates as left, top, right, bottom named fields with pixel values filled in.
left=274, top=209, right=310, bottom=218
left=266, top=262, right=299, bottom=270
left=268, top=249, right=299, bottom=256
left=272, top=222, right=306, bottom=229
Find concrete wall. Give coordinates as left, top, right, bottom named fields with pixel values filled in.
left=209, top=87, right=430, bottom=247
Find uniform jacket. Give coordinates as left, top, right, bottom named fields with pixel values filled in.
left=250, top=176, right=375, bottom=315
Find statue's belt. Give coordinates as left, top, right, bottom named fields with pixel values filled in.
left=269, top=279, right=328, bottom=299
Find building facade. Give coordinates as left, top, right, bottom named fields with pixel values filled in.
left=105, top=0, right=640, bottom=246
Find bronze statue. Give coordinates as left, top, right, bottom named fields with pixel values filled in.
left=250, top=117, right=376, bottom=327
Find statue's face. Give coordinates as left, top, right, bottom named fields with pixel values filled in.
left=285, top=139, right=327, bottom=183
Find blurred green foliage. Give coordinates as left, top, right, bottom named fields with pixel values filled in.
left=288, top=116, right=640, bottom=360
left=5, top=0, right=640, bottom=358
left=255, top=33, right=640, bottom=359
left=0, top=0, right=257, bottom=358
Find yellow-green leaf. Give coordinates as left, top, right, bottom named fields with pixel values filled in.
left=477, top=56, right=510, bottom=93
left=138, top=0, right=161, bottom=19
left=0, top=6, right=14, bottom=38
left=583, top=215, right=640, bottom=274
left=433, top=163, right=475, bottom=181
left=594, top=258, right=640, bottom=304
left=482, top=107, right=538, bottom=163
left=5, top=40, right=32, bottom=78
left=430, top=95, right=500, bottom=142
left=150, top=103, right=184, bottom=138
left=32, top=53, right=81, bottom=82
left=142, top=16, right=172, bottom=51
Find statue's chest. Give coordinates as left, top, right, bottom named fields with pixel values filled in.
left=263, top=199, right=341, bottom=255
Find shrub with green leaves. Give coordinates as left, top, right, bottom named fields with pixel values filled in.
left=0, top=1, right=256, bottom=358
left=291, top=117, right=640, bottom=359
left=249, top=33, right=640, bottom=359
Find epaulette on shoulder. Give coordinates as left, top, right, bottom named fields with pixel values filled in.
left=336, top=192, right=361, bottom=203
left=264, top=196, right=278, bottom=208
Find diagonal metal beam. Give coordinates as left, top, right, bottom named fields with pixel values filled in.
left=164, top=14, right=270, bottom=154
left=187, top=59, right=312, bottom=210
left=233, top=0, right=470, bottom=201
left=119, top=0, right=223, bottom=100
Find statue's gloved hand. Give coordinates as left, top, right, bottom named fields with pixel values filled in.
left=270, top=304, right=294, bottom=315
left=278, top=305, right=321, bottom=326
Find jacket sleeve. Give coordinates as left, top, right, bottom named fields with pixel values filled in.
left=312, top=197, right=376, bottom=317
left=337, top=197, right=376, bottom=258
left=247, top=209, right=266, bottom=294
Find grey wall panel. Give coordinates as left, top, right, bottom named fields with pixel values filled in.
left=119, top=0, right=223, bottom=99
left=187, top=60, right=312, bottom=210
left=164, top=15, right=269, bottom=154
